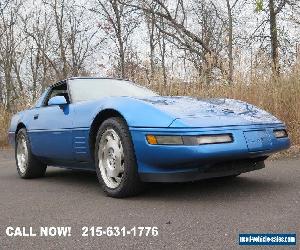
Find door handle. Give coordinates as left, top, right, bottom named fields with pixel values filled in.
left=34, top=114, right=39, bottom=120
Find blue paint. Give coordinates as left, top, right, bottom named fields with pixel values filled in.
left=130, top=124, right=289, bottom=173
left=8, top=79, right=291, bottom=180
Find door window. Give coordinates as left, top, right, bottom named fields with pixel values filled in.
left=43, top=83, right=70, bottom=106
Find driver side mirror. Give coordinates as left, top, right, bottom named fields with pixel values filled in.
left=48, top=96, right=68, bottom=106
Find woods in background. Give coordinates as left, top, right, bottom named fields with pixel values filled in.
left=0, top=0, right=300, bottom=146
left=1, top=0, right=299, bottom=108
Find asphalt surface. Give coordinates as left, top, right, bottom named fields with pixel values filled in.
left=0, top=149, right=299, bottom=250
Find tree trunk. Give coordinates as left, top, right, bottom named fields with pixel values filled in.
left=0, top=78, right=3, bottom=105
left=118, top=41, right=125, bottom=78
left=4, top=71, right=12, bottom=112
left=111, top=0, right=125, bottom=78
left=161, top=36, right=167, bottom=94
left=54, top=0, right=68, bottom=78
left=158, top=18, right=167, bottom=95
left=269, top=0, right=280, bottom=76
left=149, top=12, right=156, bottom=82
left=226, top=0, right=234, bottom=83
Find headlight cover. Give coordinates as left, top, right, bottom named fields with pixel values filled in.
left=273, top=129, right=288, bottom=138
left=146, top=134, right=233, bottom=145
left=195, top=134, right=233, bottom=145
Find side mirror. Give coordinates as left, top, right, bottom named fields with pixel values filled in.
left=48, top=96, right=68, bottom=106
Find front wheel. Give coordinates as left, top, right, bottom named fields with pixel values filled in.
left=95, top=117, right=143, bottom=198
left=15, top=128, right=47, bottom=178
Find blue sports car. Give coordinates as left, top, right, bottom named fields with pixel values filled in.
left=8, top=77, right=290, bottom=197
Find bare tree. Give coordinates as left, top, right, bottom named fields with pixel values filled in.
left=119, top=0, right=228, bottom=83
left=157, top=15, right=167, bottom=92
left=255, top=0, right=297, bottom=76
left=1, top=0, right=300, bottom=115
left=143, top=2, right=159, bottom=84
left=20, top=5, right=53, bottom=99
left=268, top=0, right=280, bottom=76
left=225, top=0, right=240, bottom=83
left=91, top=0, right=139, bottom=78
left=0, top=0, right=24, bottom=110
left=23, top=0, right=100, bottom=83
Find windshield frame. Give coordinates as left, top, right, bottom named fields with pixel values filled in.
left=67, top=78, right=158, bottom=103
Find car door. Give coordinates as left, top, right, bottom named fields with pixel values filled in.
left=28, top=82, right=74, bottom=162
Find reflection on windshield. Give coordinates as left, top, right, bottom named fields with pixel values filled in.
left=69, top=78, right=158, bottom=102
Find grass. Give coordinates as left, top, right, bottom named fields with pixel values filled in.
left=1, top=64, right=299, bottom=149
left=0, top=107, right=11, bottom=148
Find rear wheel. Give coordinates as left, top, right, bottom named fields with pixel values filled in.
left=15, top=128, right=47, bottom=178
left=95, top=117, right=143, bottom=198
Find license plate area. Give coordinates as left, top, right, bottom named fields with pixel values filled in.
left=243, top=130, right=272, bottom=152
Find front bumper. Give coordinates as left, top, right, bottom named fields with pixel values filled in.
left=130, top=124, right=290, bottom=182
left=140, top=158, right=265, bottom=182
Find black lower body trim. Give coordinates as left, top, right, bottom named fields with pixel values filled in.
left=139, top=159, right=265, bottom=183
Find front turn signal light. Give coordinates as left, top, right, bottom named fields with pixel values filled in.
left=146, top=135, right=183, bottom=145
left=146, top=135, right=158, bottom=145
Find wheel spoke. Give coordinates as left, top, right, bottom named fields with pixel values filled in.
left=115, top=177, right=122, bottom=184
left=98, top=128, right=125, bottom=189
left=17, top=136, right=28, bottom=174
left=106, top=167, right=119, bottom=178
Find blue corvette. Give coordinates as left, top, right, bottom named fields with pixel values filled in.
left=8, top=77, right=290, bottom=197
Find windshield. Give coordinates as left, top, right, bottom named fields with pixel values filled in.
left=69, top=78, right=158, bottom=102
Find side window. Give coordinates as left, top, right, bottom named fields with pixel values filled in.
left=43, top=83, right=70, bottom=106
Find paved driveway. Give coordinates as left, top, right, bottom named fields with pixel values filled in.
left=0, top=149, right=299, bottom=249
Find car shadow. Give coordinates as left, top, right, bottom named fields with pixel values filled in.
left=43, top=167, right=288, bottom=202
left=45, top=168, right=98, bottom=184
left=139, top=176, right=285, bottom=202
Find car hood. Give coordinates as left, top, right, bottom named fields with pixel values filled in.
left=135, top=96, right=282, bottom=128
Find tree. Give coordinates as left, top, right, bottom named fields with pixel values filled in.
left=0, top=0, right=24, bottom=110
left=24, top=0, right=100, bottom=82
left=143, top=2, right=159, bottom=84
left=255, top=0, right=295, bottom=76
left=91, top=0, right=139, bottom=78
left=119, top=0, right=228, bottom=84
left=225, top=0, right=239, bottom=83
left=268, top=0, right=280, bottom=76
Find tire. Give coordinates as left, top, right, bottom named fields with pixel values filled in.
left=15, top=128, right=47, bottom=179
left=95, top=117, right=143, bottom=198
